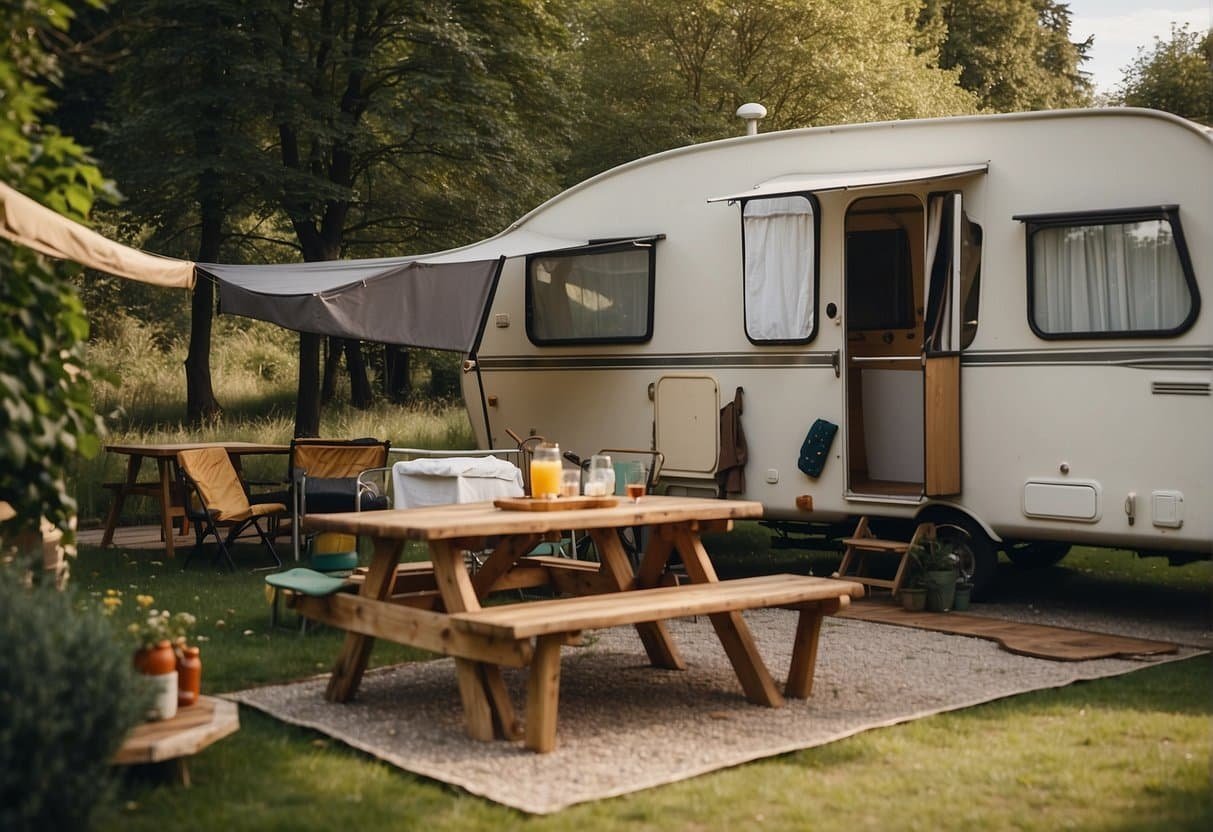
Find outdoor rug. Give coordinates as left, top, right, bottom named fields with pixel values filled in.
left=837, top=602, right=1179, bottom=660
left=227, top=610, right=1201, bottom=814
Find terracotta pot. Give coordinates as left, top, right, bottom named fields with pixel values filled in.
left=900, top=587, right=927, bottom=612
left=177, top=646, right=202, bottom=708
left=134, top=640, right=178, bottom=721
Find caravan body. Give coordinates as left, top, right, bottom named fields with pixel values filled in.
left=462, top=109, right=1212, bottom=593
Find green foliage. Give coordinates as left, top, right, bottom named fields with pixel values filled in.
left=63, top=542, right=1211, bottom=831
left=0, top=0, right=106, bottom=549
left=0, top=567, right=146, bottom=832
left=565, top=0, right=977, bottom=182
left=921, top=0, right=1093, bottom=112
left=1117, top=24, right=1213, bottom=126
left=908, top=536, right=959, bottom=575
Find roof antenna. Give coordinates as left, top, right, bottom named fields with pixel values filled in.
left=736, top=103, right=767, bottom=136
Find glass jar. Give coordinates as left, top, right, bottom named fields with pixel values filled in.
left=530, top=443, right=562, bottom=499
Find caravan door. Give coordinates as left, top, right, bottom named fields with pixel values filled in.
left=842, top=191, right=977, bottom=499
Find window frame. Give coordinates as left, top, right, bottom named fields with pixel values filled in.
left=739, top=192, right=821, bottom=345
left=524, top=237, right=659, bottom=346
left=1016, top=205, right=1200, bottom=340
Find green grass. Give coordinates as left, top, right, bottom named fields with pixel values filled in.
left=73, top=539, right=1211, bottom=831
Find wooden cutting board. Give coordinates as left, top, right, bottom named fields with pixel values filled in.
left=494, top=496, right=619, bottom=512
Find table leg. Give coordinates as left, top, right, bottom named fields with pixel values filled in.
left=525, top=634, right=564, bottom=752
left=589, top=528, right=684, bottom=670
left=672, top=525, right=784, bottom=707
left=785, top=597, right=844, bottom=698
left=101, top=455, right=142, bottom=547
left=326, top=538, right=400, bottom=703
left=157, top=458, right=177, bottom=558
left=430, top=540, right=514, bottom=742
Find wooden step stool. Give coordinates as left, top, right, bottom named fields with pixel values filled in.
left=832, top=517, right=933, bottom=598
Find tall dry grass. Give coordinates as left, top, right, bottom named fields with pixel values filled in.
left=74, top=315, right=475, bottom=525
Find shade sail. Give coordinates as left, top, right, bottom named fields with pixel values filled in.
left=0, top=181, right=195, bottom=288
left=707, top=163, right=989, bottom=203
left=199, top=229, right=588, bottom=352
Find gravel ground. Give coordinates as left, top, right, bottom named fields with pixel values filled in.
left=228, top=603, right=1205, bottom=814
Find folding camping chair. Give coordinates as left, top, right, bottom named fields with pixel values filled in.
left=176, top=448, right=286, bottom=571
left=287, top=437, right=392, bottom=560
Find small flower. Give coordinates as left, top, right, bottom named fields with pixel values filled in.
left=136, top=594, right=154, bottom=608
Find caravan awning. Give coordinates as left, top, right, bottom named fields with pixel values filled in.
left=198, top=230, right=588, bottom=352
left=0, top=181, right=195, bottom=288
left=707, top=163, right=989, bottom=203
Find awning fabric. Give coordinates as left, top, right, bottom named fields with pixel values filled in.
left=708, top=163, right=989, bottom=203
left=198, top=229, right=588, bottom=352
left=0, top=181, right=196, bottom=288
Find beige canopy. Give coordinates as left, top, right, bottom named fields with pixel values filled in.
left=0, top=181, right=195, bottom=289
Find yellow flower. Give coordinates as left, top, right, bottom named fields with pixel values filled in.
left=136, top=594, right=154, bottom=608
left=102, top=596, right=122, bottom=610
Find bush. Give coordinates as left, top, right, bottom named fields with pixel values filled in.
left=0, top=568, right=146, bottom=832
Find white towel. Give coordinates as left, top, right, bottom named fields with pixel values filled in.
left=391, top=456, right=524, bottom=508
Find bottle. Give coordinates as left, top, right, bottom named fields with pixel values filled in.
left=177, top=646, right=202, bottom=708
left=137, top=639, right=178, bottom=721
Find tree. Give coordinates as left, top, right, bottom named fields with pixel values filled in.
left=1116, top=24, right=1212, bottom=126
left=919, top=0, right=1092, bottom=112
left=243, top=0, right=575, bottom=435
left=95, top=0, right=275, bottom=425
left=565, top=0, right=977, bottom=182
left=0, top=0, right=106, bottom=555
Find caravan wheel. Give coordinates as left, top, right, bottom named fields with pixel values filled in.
left=1005, top=541, right=1071, bottom=569
left=929, top=516, right=997, bottom=600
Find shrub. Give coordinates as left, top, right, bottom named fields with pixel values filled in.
left=0, top=568, right=146, bottom=832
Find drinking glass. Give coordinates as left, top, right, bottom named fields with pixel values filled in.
left=530, top=443, right=562, bottom=499
left=560, top=468, right=582, bottom=497
left=622, top=461, right=647, bottom=502
left=585, top=454, right=614, bottom=497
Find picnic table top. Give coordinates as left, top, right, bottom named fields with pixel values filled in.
left=105, top=441, right=289, bottom=456
left=304, top=494, right=764, bottom=541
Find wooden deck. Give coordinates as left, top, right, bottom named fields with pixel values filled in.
left=78, top=523, right=284, bottom=552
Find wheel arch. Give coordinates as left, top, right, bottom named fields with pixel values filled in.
left=914, top=501, right=1002, bottom=544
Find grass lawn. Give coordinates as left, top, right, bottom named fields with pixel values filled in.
left=76, top=534, right=1211, bottom=831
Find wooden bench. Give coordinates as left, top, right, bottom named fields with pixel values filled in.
left=450, top=573, right=864, bottom=752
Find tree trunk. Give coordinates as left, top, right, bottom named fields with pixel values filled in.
left=321, top=336, right=342, bottom=404
left=185, top=168, right=224, bottom=425
left=384, top=344, right=410, bottom=403
left=346, top=339, right=372, bottom=409
left=295, top=332, right=322, bottom=437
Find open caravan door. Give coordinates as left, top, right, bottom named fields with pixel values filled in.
left=923, top=192, right=978, bottom=497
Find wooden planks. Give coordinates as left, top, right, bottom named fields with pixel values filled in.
left=452, top=575, right=864, bottom=640
left=113, top=696, right=239, bottom=766
left=304, top=495, right=763, bottom=542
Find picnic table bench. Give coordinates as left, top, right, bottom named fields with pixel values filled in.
left=300, top=496, right=863, bottom=752
left=451, top=573, right=861, bottom=751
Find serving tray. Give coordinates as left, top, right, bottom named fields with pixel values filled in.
left=494, top=496, right=619, bottom=512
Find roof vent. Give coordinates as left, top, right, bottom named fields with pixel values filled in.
left=736, top=103, right=767, bottom=136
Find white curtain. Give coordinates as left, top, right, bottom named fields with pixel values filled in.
left=530, top=247, right=650, bottom=340
left=743, top=196, right=814, bottom=340
left=1032, top=220, right=1190, bottom=334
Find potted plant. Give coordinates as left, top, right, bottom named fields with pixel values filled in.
left=898, top=571, right=927, bottom=612
left=953, top=578, right=973, bottom=611
left=908, top=537, right=959, bottom=612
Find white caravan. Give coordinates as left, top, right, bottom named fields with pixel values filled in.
left=459, top=108, right=1212, bottom=595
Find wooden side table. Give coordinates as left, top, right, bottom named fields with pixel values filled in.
left=113, top=696, right=239, bottom=786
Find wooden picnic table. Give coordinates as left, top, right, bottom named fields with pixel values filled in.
left=300, top=495, right=863, bottom=752
left=101, top=442, right=289, bottom=559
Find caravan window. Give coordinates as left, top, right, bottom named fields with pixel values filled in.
left=742, top=195, right=818, bottom=343
left=1021, top=207, right=1199, bottom=338
left=526, top=241, right=656, bottom=344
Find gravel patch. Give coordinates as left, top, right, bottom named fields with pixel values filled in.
left=227, top=610, right=1204, bottom=814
